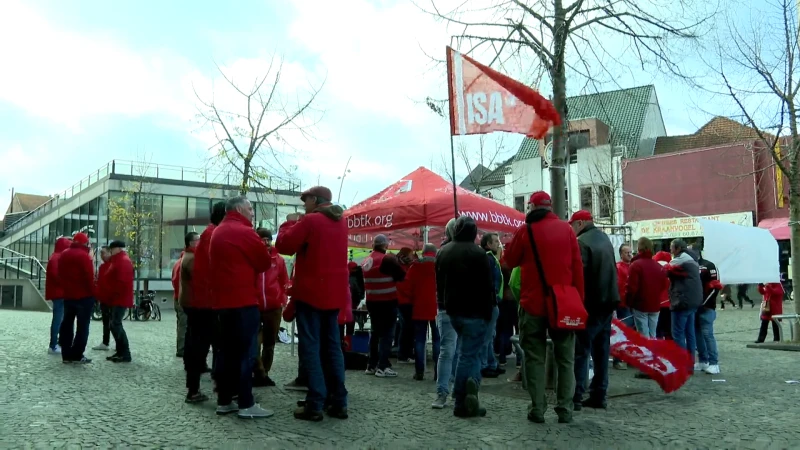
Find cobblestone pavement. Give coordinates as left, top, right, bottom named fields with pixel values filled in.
left=0, top=306, right=798, bottom=449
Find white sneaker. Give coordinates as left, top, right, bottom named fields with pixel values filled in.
left=364, top=368, right=376, bottom=375
left=704, top=364, right=721, bottom=375
left=694, top=362, right=709, bottom=372
left=92, top=343, right=109, bottom=351
left=48, top=346, right=61, bottom=355
left=215, top=403, right=239, bottom=415
left=375, top=368, right=397, bottom=378
left=237, top=404, right=274, bottom=419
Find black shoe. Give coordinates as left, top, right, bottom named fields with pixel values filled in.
left=581, top=398, right=607, bottom=409
left=453, top=406, right=487, bottom=418
left=557, top=414, right=573, bottom=424
left=253, top=376, right=276, bottom=387
left=111, top=355, right=132, bottom=363
left=176, top=352, right=184, bottom=358
left=527, top=412, right=545, bottom=423
left=294, top=406, right=324, bottom=422
left=481, top=368, right=500, bottom=378
left=106, top=353, right=119, bottom=361
left=494, top=367, right=506, bottom=375
left=635, top=372, right=651, bottom=379
left=573, top=402, right=583, bottom=411
left=754, top=340, right=765, bottom=344
left=412, top=373, right=424, bottom=381
left=185, top=392, right=209, bottom=404
left=325, top=406, right=349, bottom=420
left=201, top=366, right=211, bottom=374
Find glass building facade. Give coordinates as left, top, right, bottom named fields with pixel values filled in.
left=5, top=193, right=299, bottom=280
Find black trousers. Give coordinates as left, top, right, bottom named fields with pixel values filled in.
left=185, top=307, right=215, bottom=394
left=757, top=319, right=780, bottom=342
left=110, top=306, right=130, bottom=357
left=737, top=284, right=754, bottom=308
left=101, top=304, right=112, bottom=346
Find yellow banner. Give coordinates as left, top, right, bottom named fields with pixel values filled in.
left=776, top=141, right=784, bottom=208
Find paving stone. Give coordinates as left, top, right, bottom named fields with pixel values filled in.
left=0, top=307, right=798, bottom=448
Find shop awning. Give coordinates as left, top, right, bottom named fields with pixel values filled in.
left=758, top=217, right=790, bottom=240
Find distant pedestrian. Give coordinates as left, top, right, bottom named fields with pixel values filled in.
left=179, top=231, right=211, bottom=403
left=570, top=210, right=619, bottom=410
left=58, top=232, right=96, bottom=364
left=406, top=244, right=440, bottom=381
left=436, top=215, right=494, bottom=419
left=479, top=232, right=504, bottom=378
left=276, top=185, right=350, bottom=422
left=92, top=246, right=113, bottom=351
left=432, top=218, right=460, bottom=409
left=755, top=283, right=784, bottom=343
left=737, top=284, right=755, bottom=309
left=691, top=244, right=722, bottom=375
left=97, top=240, right=134, bottom=363
left=395, top=247, right=415, bottom=364
left=613, top=244, right=633, bottom=370
left=253, top=228, right=289, bottom=388
left=666, top=239, right=703, bottom=370
left=45, top=237, right=71, bottom=355
left=172, top=233, right=198, bottom=358
left=505, top=192, right=584, bottom=424
left=210, top=196, right=273, bottom=419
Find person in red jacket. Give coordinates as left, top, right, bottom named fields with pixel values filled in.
left=97, top=240, right=134, bottom=363
left=172, top=232, right=199, bottom=358
left=58, top=232, right=96, bottom=364
left=276, top=185, right=349, bottom=422
left=613, top=244, right=633, bottom=370
left=504, top=191, right=584, bottom=424
left=395, top=247, right=415, bottom=363
left=209, top=196, right=273, bottom=419
left=253, top=228, right=289, bottom=388
left=756, top=282, right=784, bottom=342
left=91, top=246, right=113, bottom=351
left=653, top=251, right=673, bottom=339
left=626, top=238, right=668, bottom=338
left=407, top=244, right=439, bottom=380
left=45, top=236, right=72, bottom=354
left=191, top=201, right=226, bottom=382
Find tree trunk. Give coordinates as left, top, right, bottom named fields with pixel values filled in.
left=790, top=183, right=800, bottom=341
left=240, top=158, right=252, bottom=195
left=549, top=2, right=569, bottom=219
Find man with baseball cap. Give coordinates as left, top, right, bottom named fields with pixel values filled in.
left=504, top=192, right=584, bottom=424
left=569, top=209, right=620, bottom=410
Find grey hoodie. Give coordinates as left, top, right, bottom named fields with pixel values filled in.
left=668, top=251, right=703, bottom=310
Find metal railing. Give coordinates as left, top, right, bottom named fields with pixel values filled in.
left=3, top=160, right=302, bottom=235
left=0, top=247, right=46, bottom=292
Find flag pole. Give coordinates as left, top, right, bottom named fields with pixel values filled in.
left=450, top=134, right=459, bottom=219
left=446, top=46, right=459, bottom=220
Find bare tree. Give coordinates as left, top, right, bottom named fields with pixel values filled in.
left=420, top=0, right=712, bottom=218
left=711, top=0, right=800, bottom=319
left=194, top=55, right=325, bottom=195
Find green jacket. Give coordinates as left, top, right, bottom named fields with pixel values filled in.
left=509, top=267, right=521, bottom=302
left=488, top=251, right=504, bottom=301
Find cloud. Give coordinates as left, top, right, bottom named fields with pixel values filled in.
left=0, top=0, right=193, bottom=131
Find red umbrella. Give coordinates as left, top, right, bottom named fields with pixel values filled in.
left=345, top=167, right=525, bottom=235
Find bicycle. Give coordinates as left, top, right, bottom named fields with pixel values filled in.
left=133, top=290, right=162, bottom=322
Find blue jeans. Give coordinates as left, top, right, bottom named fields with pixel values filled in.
left=696, top=308, right=718, bottom=365
left=450, top=315, right=488, bottom=409
left=574, top=312, right=613, bottom=403
left=481, top=305, right=500, bottom=370
left=216, top=306, right=260, bottom=409
left=632, top=309, right=659, bottom=339
left=397, top=304, right=414, bottom=360
left=49, top=299, right=64, bottom=349
left=671, top=308, right=697, bottom=363
left=295, top=300, right=348, bottom=412
left=414, top=320, right=441, bottom=375
left=435, top=311, right=458, bottom=396
left=59, top=297, right=94, bottom=361
left=613, top=307, right=634, bottom=363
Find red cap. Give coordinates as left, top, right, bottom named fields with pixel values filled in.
left=568, top=210, right=593, bottom=224
left=528, top=191, right=551, bottom=208
left=72, top=232, right=90, bottom=245
left=300, top=186, right=333, bottom=203
left=654, top=251, right=672, bottom=263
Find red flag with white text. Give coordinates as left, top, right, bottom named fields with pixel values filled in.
left=446, top=46, right=561, bottom=138
left=610, top=319, right=693, bottom=393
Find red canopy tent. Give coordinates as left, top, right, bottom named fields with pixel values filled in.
left=345, top=167, right=525, bottom=249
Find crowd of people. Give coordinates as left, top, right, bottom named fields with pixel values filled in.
left=41, top=186, right=786, bottom=424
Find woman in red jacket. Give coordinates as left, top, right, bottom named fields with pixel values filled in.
left=253, top=228, right=289, bottom=387
left=756, top=282, right=784, bottom=343
left=653, top=251, right=673, bottom=340
left=395, top=247, right=416, bottom=363
left=407, top=244, right=440, bottom=380
left=45, top=237, right=72, bottom=354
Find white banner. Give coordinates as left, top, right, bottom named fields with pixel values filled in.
left=700, top=219, right=780, bottom=284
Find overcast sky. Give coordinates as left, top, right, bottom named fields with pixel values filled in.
left=0, top=0, right=767, bottom=214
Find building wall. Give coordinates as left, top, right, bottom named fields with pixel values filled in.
left=622, top=144, right=759, bottom=222
left=636, top=89, right=668, bottom=158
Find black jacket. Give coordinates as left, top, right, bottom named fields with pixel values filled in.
left=349, top=266, right=365, bottom=308
left=576, top=223, right=620, bottom=315
left=436, top=216, right=495, bottom=321
left=697, top=256, right=719, bottom=310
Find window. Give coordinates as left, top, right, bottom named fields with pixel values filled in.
left=137, top=194, right=162, bottom=279
left=514, top=196, right=525, bottom=213
left=596, top=185, right=613, bottom=219
left=255, top=202, right=276, bottom=232
left=277, top=204, right=298, bottom=228
left=187, top=198, right=211, bottom=234
left=579, top=186, right=593, bottom=212
left=160, top=196, right=187, bottom=278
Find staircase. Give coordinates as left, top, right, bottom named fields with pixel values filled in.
left=0, top=246, right=49, bottom=311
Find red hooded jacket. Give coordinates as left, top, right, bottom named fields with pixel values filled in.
left=396, top=262, right=413, bottom=305
left=759, top=283, right=784, bottom=320
left=256, top=248, right=290, bottom=311
left=209, top=211, right=271, bottom=310
left=191, top=224, right=216, bottom=309
left=276, top=204, right=349, bottom=312
left=407, top=255, right=437, bottom=321
left=616, top=261, right=630, bottom=308
left=96, top=262, right=113, bottom=305
left=653, top=251, right=672, bottom=308
left=504, top=211, right=584, bottom=317
left=97, top=251, right=135, bottom=308
left=171, top=251, right=184, bottom=301
left=59, top=242, right=96, bottom=301
left=625, top=251, right=668, bottom=313
left=45, top=237, right=72, bottom=300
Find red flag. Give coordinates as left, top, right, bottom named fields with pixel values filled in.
left=610, top=319, right=693, bottom=393
left=446, top=46, right=561, bottom=138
